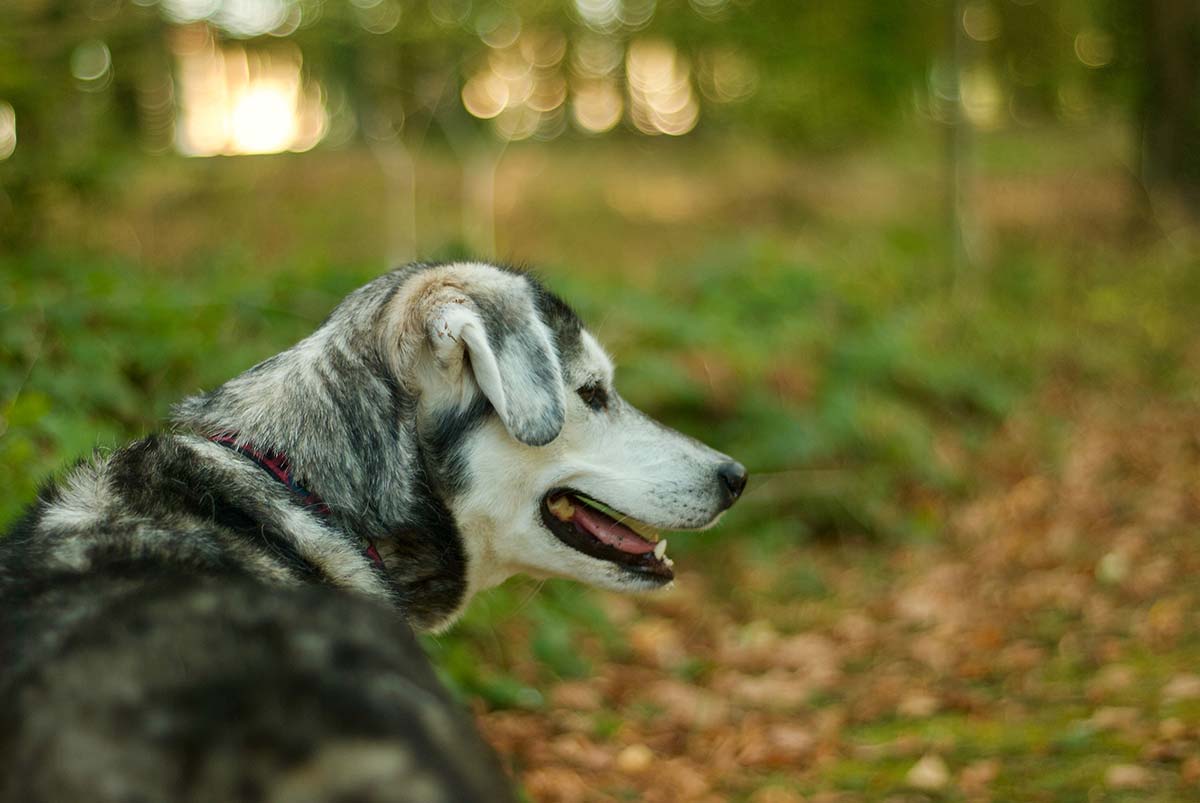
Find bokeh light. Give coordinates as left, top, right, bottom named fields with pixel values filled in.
left=962, top=0, right=1001, bottom=43
left=570, top=78, right=623, bottom=133
left=462, top=30, right=572, bottom=141
left=429, top=0, right=471, bottom=28
left=961, top=65, right=1004, bottom=129
left=688, top=0, right=729, bottom=20
left=0, top=102, right=15, bottom=161
left=71, top=40, right=114, bottom=92
left=697, top=47, right=758, bottom=104
left=354, top=0, right=401, bottom=35
left=476, top=7, right=522, bottom=49
left=626, top=38, right=699, bottom=136
left=462, top=71, right=510, bottom=120
left=1075, top=29, right=1114, bottom=68
left=571, top=33, right=623, bottom=78
left=173, top=29, right=326, bottom=156
left=161, top=0, right=298, bottom=38
left=574, top=0, right=620, bottom=32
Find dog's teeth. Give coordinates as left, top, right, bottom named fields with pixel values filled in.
left=547, top=497, right=575, bottom=521
left=653, top=539, right=667, bottom=560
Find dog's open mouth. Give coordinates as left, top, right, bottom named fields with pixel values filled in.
left=541, top=490, right=674, bottom=583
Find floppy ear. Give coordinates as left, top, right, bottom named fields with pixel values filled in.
left=427, top=296, right=565, bottom=446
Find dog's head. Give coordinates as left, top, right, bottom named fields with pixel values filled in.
left=388, top=263, right=746, bottom=601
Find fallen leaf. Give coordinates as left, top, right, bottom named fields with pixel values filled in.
left=550, top=681, right=603, bottom=712
left=959, top=758, right=1000, bottom=794
left=640, top=678, right=729, bottom=728
left=1162, top=673, right=1200, bottom=704
left=615, top=743, right=654, bottom=774
left=1089, top=706, right=1140, bottom=732
left=644, top=759, right=710, bottom=802
left=737, top=723, right=816, bottom=767
left=550, top=733, right=611, bottom=771
left=713, top=668, right=813, bottom=710
left=1104, top=763, right=1152, bottom=790
left=749, top=787, right=807, bottom=803
left=628, top=617, right=689, bottom=669
left=522, top=767, right=591, bottom=803
left=906, top=754, right=950, bottom=791
left=1086, top=664, right=1136, bottom=701
left=1157, top=718, right=1187, bottom=740
left=1181, top=755, right=1200, bottom=785
left=897, top=691, right=940, bottom=718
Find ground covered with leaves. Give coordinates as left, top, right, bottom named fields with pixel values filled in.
left=472, top=389, right=1200, bottom=802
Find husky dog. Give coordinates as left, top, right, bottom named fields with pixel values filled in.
left=0, top=262, right=746, bottom=802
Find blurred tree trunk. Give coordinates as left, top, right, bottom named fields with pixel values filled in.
left=1140, top=0, right=1200, bottom=214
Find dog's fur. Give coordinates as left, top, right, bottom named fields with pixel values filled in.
left=0, top=262, right=743, bottom=802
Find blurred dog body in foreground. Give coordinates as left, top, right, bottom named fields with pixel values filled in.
left=0, top=262, right=745, bottom=802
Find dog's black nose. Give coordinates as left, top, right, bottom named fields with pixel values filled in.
left=717, top=461, right=748, bottom=507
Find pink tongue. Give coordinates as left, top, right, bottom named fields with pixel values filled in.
left=571, top=501, right=656, bottom=555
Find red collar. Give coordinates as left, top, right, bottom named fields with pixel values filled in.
left=209, top=433, right=383, bottom=569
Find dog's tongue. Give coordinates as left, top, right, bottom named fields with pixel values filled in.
left=569, top=497, right=657, bottom=555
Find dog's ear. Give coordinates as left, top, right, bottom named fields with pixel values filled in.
left=427, top=294, right=565, bottom=446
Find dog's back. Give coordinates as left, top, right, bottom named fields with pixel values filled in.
left=0, top=436, right=514, bottom=803
left=0, top=555, right=511, bottom=803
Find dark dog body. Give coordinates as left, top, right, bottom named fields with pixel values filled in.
left=0, top=567, right=508, bottom=802
left=0, top=435, right=512, bottom=802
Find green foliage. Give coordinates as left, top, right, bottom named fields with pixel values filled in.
left=3, top=207, right=1198, bottom=713
left=5, top=221, right=1197, bottom=533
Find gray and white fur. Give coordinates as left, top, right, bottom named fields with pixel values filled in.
left=0, top=261, right=745, bottom=802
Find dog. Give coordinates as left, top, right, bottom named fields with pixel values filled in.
left=0, top=261, right=746, bottom=802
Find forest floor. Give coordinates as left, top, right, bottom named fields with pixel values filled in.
left=477, top=386, right=1200, bottom=802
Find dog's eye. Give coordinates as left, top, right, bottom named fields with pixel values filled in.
left=576, top=383, right=608, bottom=411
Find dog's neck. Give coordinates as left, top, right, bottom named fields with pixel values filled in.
left=175, top=325, right=418, bottom=536
left=171, top=270, right=480, bottom=628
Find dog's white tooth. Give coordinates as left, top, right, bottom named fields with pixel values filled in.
left=653, top=539, right=667, bottom=560
left=547, top=497, right=575, bottom=521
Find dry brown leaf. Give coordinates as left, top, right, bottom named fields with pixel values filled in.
left=640, top=678, right=729, bottom=728
left=523, top=767, right=592, bottom=803
left=1086, top=664, right=1136, bottom=702
left=550, top=733, right=612, bottom=771
left=713, top=668, right=814, bottom=710
left=1157, top=717, right=1187, bottom=740
left=1088, top=706, right=1140, bottom=732
left=614, top=743, right=654, bottom=774
left=643, top=759, right=711, bottom=802
left=1104, top=763, right=1152, bottom=790
left=897, top=691, right=940, bottom=719
left=550, top=681, right=604, bottom=712
left=749, top=787, right=807, bottom=803
left=1161, top=673, right=1200, bottom=704
left=628, top=617, right=689, bottom=669
left=1181, top=755, right=1200, bottom=785
left=905, top=754, right=950, bottom=791
left=958, top=758, right=1000, bottom=795
left=736, top=723, right=816, bottom=768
